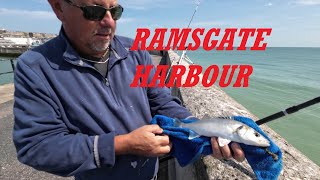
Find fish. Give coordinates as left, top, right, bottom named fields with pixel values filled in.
left=174, top=116, right=270, bottom=147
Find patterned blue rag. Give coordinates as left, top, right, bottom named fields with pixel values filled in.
left=151, top=115, right=282, bottom=180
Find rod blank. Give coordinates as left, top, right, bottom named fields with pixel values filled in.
left=256, top=96, right=320, bottom=125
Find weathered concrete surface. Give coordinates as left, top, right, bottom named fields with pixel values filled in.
left=0, top=83, right=14, bottom=104
left=0, top=99, right=73, bottom=179
left=168, top=50, right=320, bottom=179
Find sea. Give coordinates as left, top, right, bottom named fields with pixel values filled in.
left=1, top=47, right=320, bottom=165
left=0, top=57, right=16, bottom=85
left=186, top=47, right=320, bottom=166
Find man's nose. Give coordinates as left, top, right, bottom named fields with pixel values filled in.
left=99, top=11, right=114, bottom=26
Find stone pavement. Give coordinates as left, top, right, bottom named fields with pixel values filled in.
left=0, top=84, right=14, bottom=104
left=0, top=96, right=72, bottom=179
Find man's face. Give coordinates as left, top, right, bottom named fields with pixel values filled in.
left=57, top=0, right=119, bottom=57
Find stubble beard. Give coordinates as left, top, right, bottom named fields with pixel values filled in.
left=87, top=27, right=113, bottom=54
left=87, top=39, right=110, bottom=53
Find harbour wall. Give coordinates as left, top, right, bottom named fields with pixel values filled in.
left=0, top=47, right=28, bottom=57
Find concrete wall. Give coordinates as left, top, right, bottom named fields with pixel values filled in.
left=0, top=47, right=28, bottom=57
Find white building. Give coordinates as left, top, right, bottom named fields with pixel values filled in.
left=1, top=37, right=44, bottom=47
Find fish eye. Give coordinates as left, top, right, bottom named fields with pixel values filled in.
left=254, top=132, right=260, bottom=137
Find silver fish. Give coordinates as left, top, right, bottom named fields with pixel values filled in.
left=175, top=116, right=270, bottom=147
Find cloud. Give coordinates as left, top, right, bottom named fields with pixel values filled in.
left=265, top=2, right=273, bottom=6
left=292, top=0, right=320, bottom=5
left=117, top=18, right=136, bottom=23
left=31, top=0, right=47, bottom=4
left=192, top=21, right=227, bottom=27
left=0, top=8, right=56, bottom=19
left=120, top=0, right=195, bottom=10
left=121, top=0, right=170, bottom=10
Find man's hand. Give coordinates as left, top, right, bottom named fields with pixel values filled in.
left=211, top=137, right=245, bottom=162
left=115, top=125, right=172, bottom=157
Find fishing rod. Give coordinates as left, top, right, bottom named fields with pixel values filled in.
left=161, top=2, right=201, bottom=162
left=177, top=0, right=200, bottom=66
left=164, top=1, right=200, bottom=82
left=256, top=96, right=320, bottom=125
left=187, top=0, right=201, bottom=29
left=160, top=96, right=320, bottom=163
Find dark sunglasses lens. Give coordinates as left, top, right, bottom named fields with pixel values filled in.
left=82, top=6, right=106, bottom=21
left=110, top=6, right=123, bottom=20
left=82, top=5, right=123, bottom=21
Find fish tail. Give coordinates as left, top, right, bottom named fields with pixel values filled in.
left=173, top=118, right=183, bottom=128
left=264, top=147, right=279, bottom=161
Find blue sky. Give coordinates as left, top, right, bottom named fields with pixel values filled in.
left=0, top=0, right=320, bottom=47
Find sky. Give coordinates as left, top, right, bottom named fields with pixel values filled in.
left=0, top=0, right=320, bottom=47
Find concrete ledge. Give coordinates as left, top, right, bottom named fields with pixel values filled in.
left=0, top=83, right=14, bottom=104
left=167, top=50, right=320, bottom=179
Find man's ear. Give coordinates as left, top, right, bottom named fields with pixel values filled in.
left=48, top=0, right=65, bottom=21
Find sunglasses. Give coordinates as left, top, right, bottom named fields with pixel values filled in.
left=64, top=0, right=123, bottom=21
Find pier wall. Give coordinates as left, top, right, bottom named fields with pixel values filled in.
left=0, top=47, right=27, bottom=57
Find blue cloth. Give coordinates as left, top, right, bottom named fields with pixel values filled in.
left=151, top=115, right=282, bottom=180
left=13, top=27, right=193, bottom=179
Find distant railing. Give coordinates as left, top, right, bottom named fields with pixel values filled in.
left=0, top=59, right=15, bottom=76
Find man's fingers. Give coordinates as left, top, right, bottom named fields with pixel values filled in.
left=211, top=137, right=243, bottom=161
left=156, top=139, right=172, bottom=156
left=211, top=137, right=223, bottom=159
left=147, top=125, right=163, bottom=134
left=155, top=135, right=170, bottom=146
left=231, top=143, right=245, bottom=162
left=158, top=145, right=171, bottom=155
left=220, top=144, right=232, bottom=160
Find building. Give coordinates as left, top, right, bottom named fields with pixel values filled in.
left=0, top=29, right=57, bottom=48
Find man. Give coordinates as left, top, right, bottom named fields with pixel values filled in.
left=13, top=0, right=245, bottom=179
